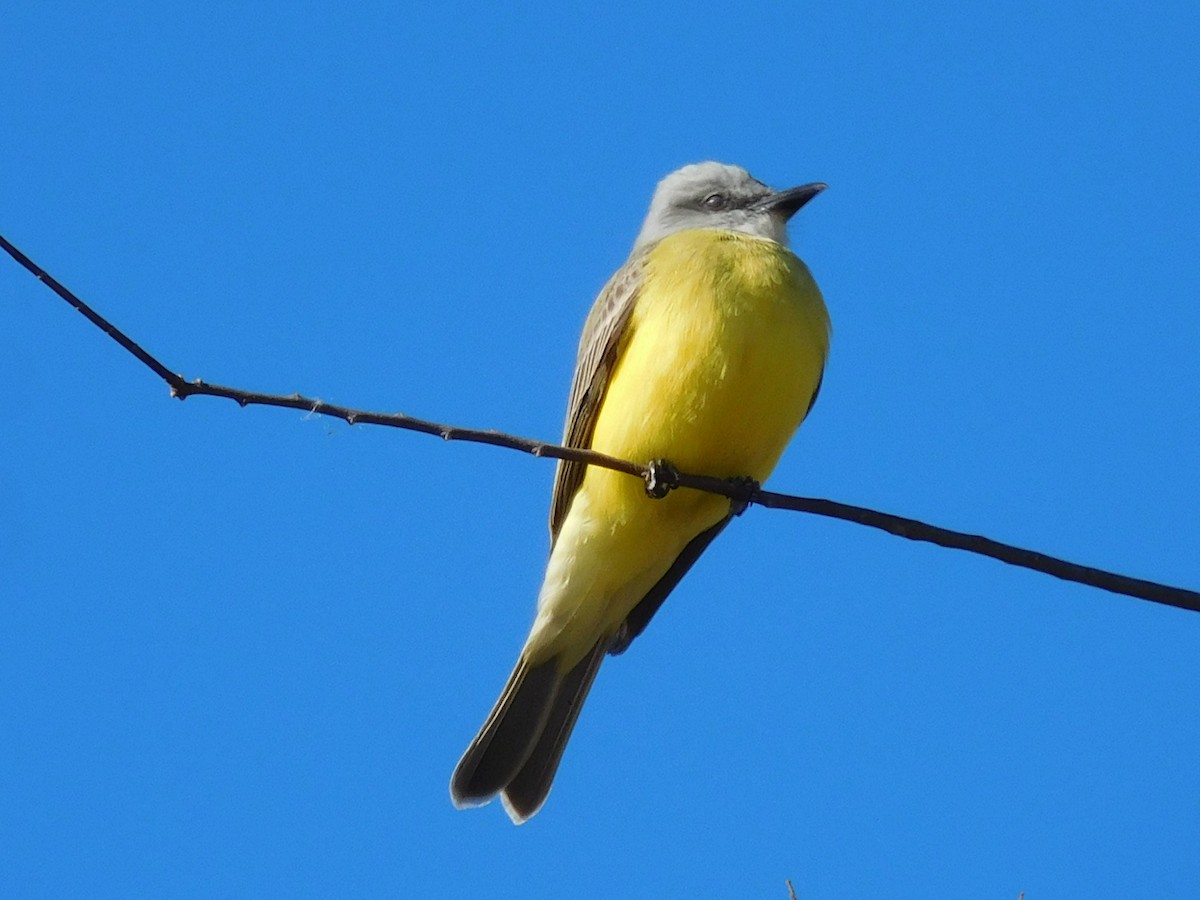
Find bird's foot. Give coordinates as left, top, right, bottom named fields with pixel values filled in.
left=643, top=459, right=680, bottom=499
left=726, top=476, right=760, bottom=516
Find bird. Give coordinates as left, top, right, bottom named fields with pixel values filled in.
left=450, top=161, right=831, bottom=823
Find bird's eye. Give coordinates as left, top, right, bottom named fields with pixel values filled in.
left=702, top=192, right=728, bottom=210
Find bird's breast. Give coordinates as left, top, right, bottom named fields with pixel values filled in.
left=591, top=228, right=830, bottom=481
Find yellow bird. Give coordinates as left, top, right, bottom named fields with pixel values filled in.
left=450, top=162, right=831, bottom=823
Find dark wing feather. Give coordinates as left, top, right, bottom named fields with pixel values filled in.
left=548, top=250, right=647, bottom=541
left=608, top=513, right=733, bottom=655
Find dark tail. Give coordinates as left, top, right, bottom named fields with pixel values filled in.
left=450, top=640, right=607, bottom=824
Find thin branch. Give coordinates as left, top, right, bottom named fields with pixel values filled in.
left=1, top=233, right=182, bottom=388
left=4, top=232, right=1198, bottom=614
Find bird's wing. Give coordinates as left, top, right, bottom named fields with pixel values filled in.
left=548, top=249, right=647, bottom=541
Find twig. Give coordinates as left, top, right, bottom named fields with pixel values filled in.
left=4, top=232, right=1198, bottom=614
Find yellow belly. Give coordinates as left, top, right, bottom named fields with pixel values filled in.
left=527, top=228, right=830, bottom=665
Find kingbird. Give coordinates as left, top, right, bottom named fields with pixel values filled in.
left=450, top=162, right=831, bottom=823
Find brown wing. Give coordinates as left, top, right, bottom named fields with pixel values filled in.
left=548, top=249, right=647, bottom=542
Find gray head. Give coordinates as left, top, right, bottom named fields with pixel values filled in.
left=633, top=161, right=825, bottom=251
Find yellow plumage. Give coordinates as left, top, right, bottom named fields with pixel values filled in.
left=527, top=229, right=829, bottom=667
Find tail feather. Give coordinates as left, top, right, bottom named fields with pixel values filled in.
left=502, top=641, right=607, bottom=823
left=450, top=656, right=561, bottom=807
left=450, top=640, right=608, bottom=823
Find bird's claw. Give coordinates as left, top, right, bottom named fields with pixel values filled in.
left=643, top=459, right=680, bottom=499
left=726, top=476, right=759, bottom=516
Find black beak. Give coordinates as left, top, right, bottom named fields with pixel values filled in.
left=756, top=182, right=827, bottom=220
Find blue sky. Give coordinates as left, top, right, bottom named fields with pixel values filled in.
left=3, top=2, right=1198, bottom=897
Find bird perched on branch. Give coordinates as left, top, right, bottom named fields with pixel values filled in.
left=450, top=161, right=831, bottom=823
